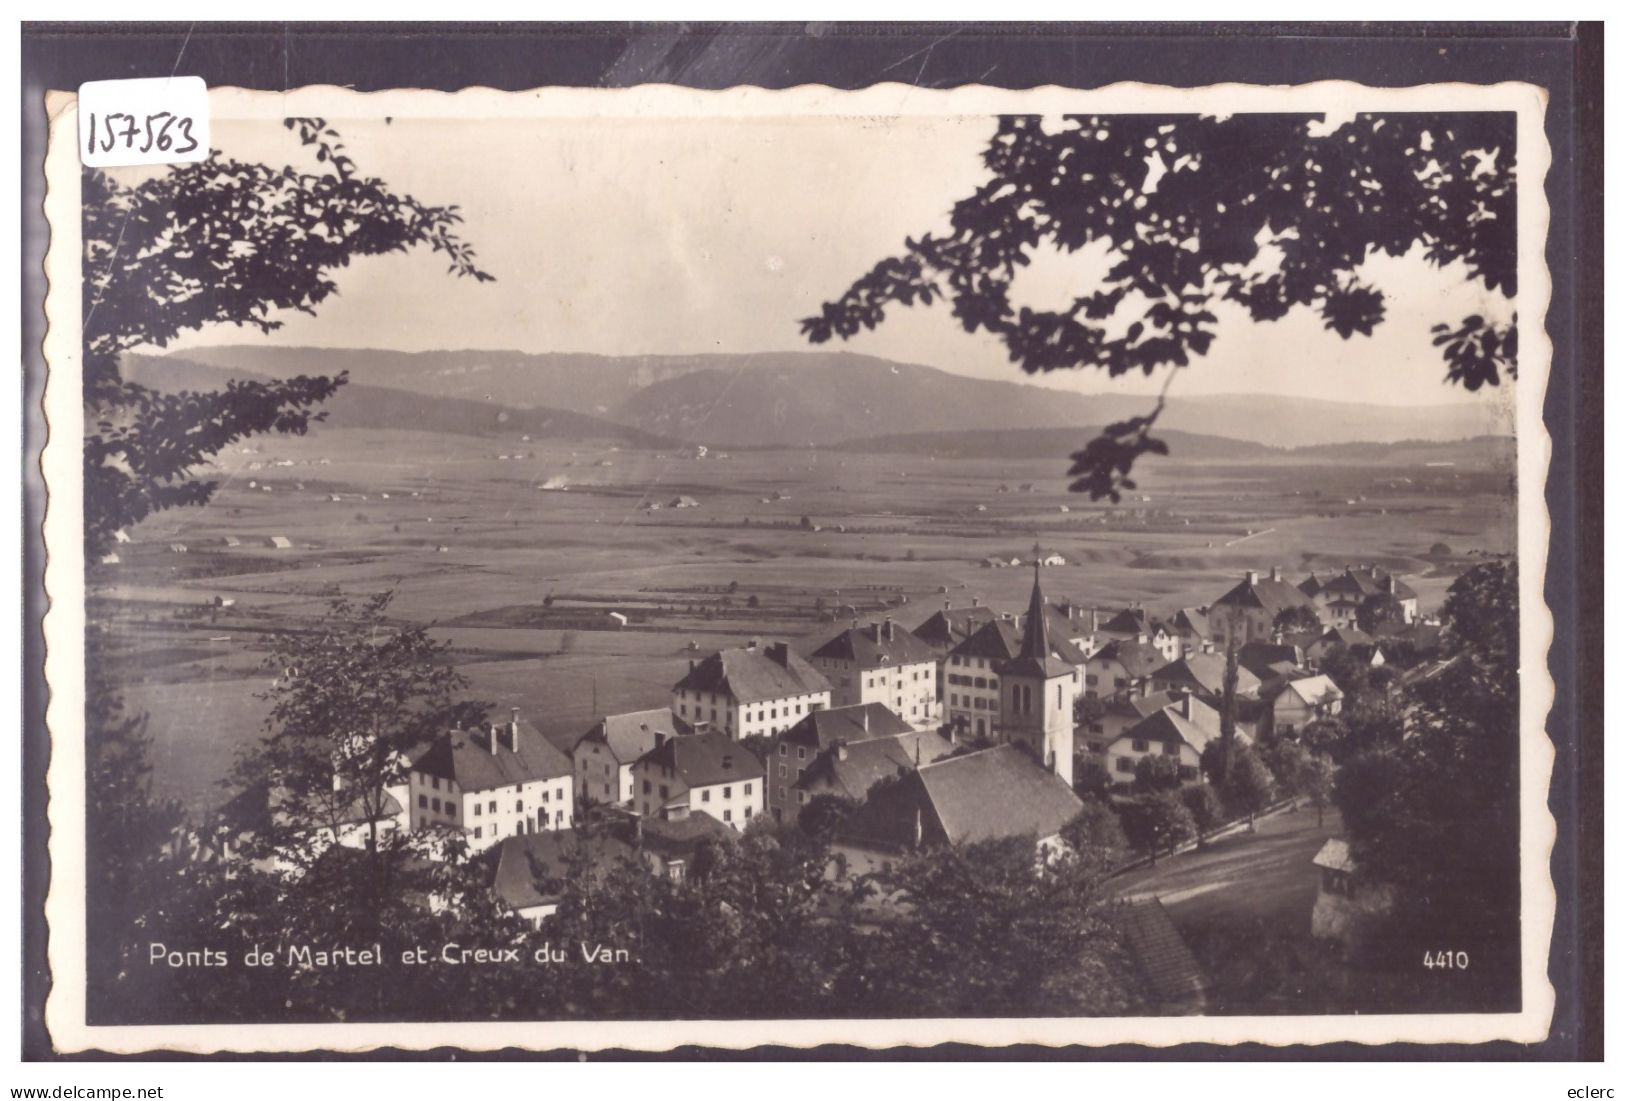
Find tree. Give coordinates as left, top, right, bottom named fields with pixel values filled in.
left=1121, top=790, right=1196, bottom=863
left=1356, top=592, right=1406, bottom=634
left=1299, top=714, right=1351, bottom=762
left=1299, top=753, right=1335, bottom=828
left=1073, top=755, right=1112, bottom=800
left=1060, top=799, right=1130, bottom=880
left=1219, top=745, right=1276, bottom=831
left=83, top=118, right=492, bottom=557
left=1132, top=753, right=1182, bottom=794
left=798, top=793, right=859, bottom=844
left=1333, top=560, right=1520, bottom=998
left=803, top=114, right=1515, bottom=497
left=1261, top=739, right=1313, bottom=807
left=1273, top=604, right=1323, bottom=636
left=1213, top=642, right=1241, bottom=783
left=1179, top=783, right=1225, bottom=848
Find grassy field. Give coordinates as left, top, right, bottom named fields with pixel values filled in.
left=92, top=426, right=1517, bottom=815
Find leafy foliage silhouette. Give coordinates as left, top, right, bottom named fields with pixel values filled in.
left=82, top=118, right=493, bottom=556
left=803, top=113, right=1516, bottom=495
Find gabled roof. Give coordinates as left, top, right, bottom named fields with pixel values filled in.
left=1279, top=674, right=1344, bottom=709
left=1170, top=607, right=1210, bottom=637
left=1151, top=653, right=1262, bottom=698
left=490, top=829, right=636, bottom=912
left=781, top=702, right=914, bottom=751
left=911, top=605, right=999, bottom=650
left=1298, top=573, right=1324, bottom=598
left=412, top=724, right=573, bottom=793
left=673, top=644, right=831, bottom=704
left=1115, top=697, right=1225, bottom=756
left=1099, top=607, right=1153, bottom=636
left=1312, top=837, right=1356, bottom=873
left=636, top=810, right=734, bottom=859
left=812, top=620, right=938, bottom=667
left=949, top=617, right=1023, bottom=662
left=1317, top=566, right=1418, bottom=603
left=794, top=730, right=956, bottom=803
left=1103, top=690, right=1186, bottom=721
left=1313, top=626, right=1376, bottom=650
left=1119, top=897, right=1208, bottom=1009
left=1236, top=641, right=1304, bottom=681
left=635, top=729, right=763, bottom=789
left=1088, top=639, right=1167, bottom=680
left=838, top=745, right=1083, bottom=852
left=576, top=707, right=692, bottom=764
left=1212, top=575, right=1318, bottom=618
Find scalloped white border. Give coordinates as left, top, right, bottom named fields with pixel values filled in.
left=40, top=79, right=1555, bottom=1054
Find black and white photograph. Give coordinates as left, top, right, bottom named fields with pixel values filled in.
left=36, top=69, right=1565, bottom=1055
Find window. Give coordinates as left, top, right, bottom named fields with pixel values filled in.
left=431, top=776, right=441, bottom=791
left=516, top=799, right=525, bottom=811
left=487, top=800, right=496, bottom=813
left=797, top=791, right=806, bottom=804
left=431, top=798, right=441, bottom=812
left=1116, top=757, right=1135, bottom=774
left=659, top=785, right=669, bottom=799
left=1132, top=739, right=1149, bottom=753
left=744, top=782, right=752, bottom=795
left=701, top=789, right=711, bottom=803
left=473, top=803, right=481, bottom=816
left=778, top=764, right=786, bottom=779
left=417, top=794, right=427, bottom=809
left=779, top=744, right=787, bottom=756
left=723, top=809, right=733, bottom=823
left=723, top=786, right=732, bottom=798
left=473, top=826, right=482, bottom=839
left=797, top=747, right=806, bottom=761
left=744, top=806, right=753, bottom=819
left=1163, top=742, right=1178, bottom=757
left=643, top=779, right=652, bottom=795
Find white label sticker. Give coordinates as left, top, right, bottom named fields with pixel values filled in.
left=78, top=76, right=210, bottom=167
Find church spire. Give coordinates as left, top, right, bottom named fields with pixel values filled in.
left=1021, top=559, right=1050, bottom=661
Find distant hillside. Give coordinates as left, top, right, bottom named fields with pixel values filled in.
left=122, top=354, right=677, bottom=449
left=833, top=426, right=1284, bottom=462
left=835, top=426, right=1515, bottom=468
left=135, top=346, right=1515, bottom=449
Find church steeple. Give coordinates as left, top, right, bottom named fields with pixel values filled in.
left=1020, top=560, right=1050, bottom=662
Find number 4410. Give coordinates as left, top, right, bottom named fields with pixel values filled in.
left=1423, top=950, right=1470, bottom=970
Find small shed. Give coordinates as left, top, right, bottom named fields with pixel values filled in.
left=267, top=536, right=293, bottom=549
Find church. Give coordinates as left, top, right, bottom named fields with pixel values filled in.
left=992, top=563, right=1078, bottom=788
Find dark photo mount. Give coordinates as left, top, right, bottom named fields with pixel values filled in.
left=20, top=22, right=1601, bottom=1061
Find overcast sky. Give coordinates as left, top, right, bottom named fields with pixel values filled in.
left=160, top=114, right=1517, bottom=410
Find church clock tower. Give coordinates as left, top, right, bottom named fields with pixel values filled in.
left=996, top=562, right=1076, bottom=787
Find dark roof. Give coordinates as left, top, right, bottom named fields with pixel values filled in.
left=490, top=829, right=636, bottom=911
left=1298, top=573, right=1324, bottom=598
left=1115, top=697, right=1225, bottom=755
left=1212, top=575, right=1318, bottom=618
left=635, top=729, right=763, bottom=788
left=794, top=730, right=957, bottom=801
left=1151, top=653, right=1261, bottom=697
left=576, top=707, right=693, bottom=763
left=781, top=702, right=914, bottom=751
left=1236, top=641, right=1304, bottom=680
left=412, top=724, right=573, bottom=793
left=911, top=605, right=999, bottom=650
left=1088, top=639, right=1167, bottom=680
left=812, top=620, right=938, bottom=667
left=1100, top=607, right=1153, bottom=636
left=636, top=810, right=734, bottom=858
left=1118, top=897, right=1208, bottom=1009
left=673, top=643, right=831, bottom=704
left=949, top=617, right=1023, bottom=662
left=1314, top=626, right=1376, bottom=649
left=219, top=780, right=404, bottom=836
left=1318, top=566, right=1419, bottom=603
left=838, top=745, right=1083, bottom=852
left=1000, top=565, right=1078, bottom=679
left=1170, top=607, right=1210, bottom=637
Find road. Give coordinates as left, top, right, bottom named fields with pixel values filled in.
left=1113, top=804, right=1344, bottom=936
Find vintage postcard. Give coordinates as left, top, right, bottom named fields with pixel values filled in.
left=41, top=79, right=1555, bottom=1053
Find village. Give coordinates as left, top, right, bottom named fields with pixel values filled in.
left=180, top=548, right=1464, bottom=1009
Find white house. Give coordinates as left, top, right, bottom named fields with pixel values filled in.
left=1103, top=693, right=1228, bottom=784
left=943, top=617, right=1022, bottom=742
left=571, top=707, right=691, bottom=808
left=629, top=729, right=765, bottom=830
left=810, top=618, right=942, bottom=728
left=407, top=710, right=576, bottom=853
left=1267, top=674, right=1345, bottom=736
left=671, top=641, right=832, bottom=739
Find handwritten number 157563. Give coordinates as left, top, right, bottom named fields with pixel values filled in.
left=85, top=112, right=200, bottom=157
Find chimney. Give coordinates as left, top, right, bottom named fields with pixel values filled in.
left=870, top=621, right=882, bottom=642
left=1385, top=575, right=1397, bottom=594
left=767, top=641, right=790, bottom=667
left=489, top=721, right=504, bottom=753
left=689, top=658, right=697, bottom=673
left=1245, top=569, right=1259, bottom=586
left=1270, top=565, right=1282, bottom=583
left=655, top=731, right=668, bottom=749
left=884, top=617, right=895, bottom=642
left=747, top=637, right=759, bottom=652
left=836, top=742, right=848, bottom=761
left=972, top=596, right=981, bottom=608
left=1181, top=693, right=1193, bottom=719
left=943, top=599, right=951, bottom=613
left=510, top=707, right=521, bottom=752
left=860, top=708, right=869, bottom=733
